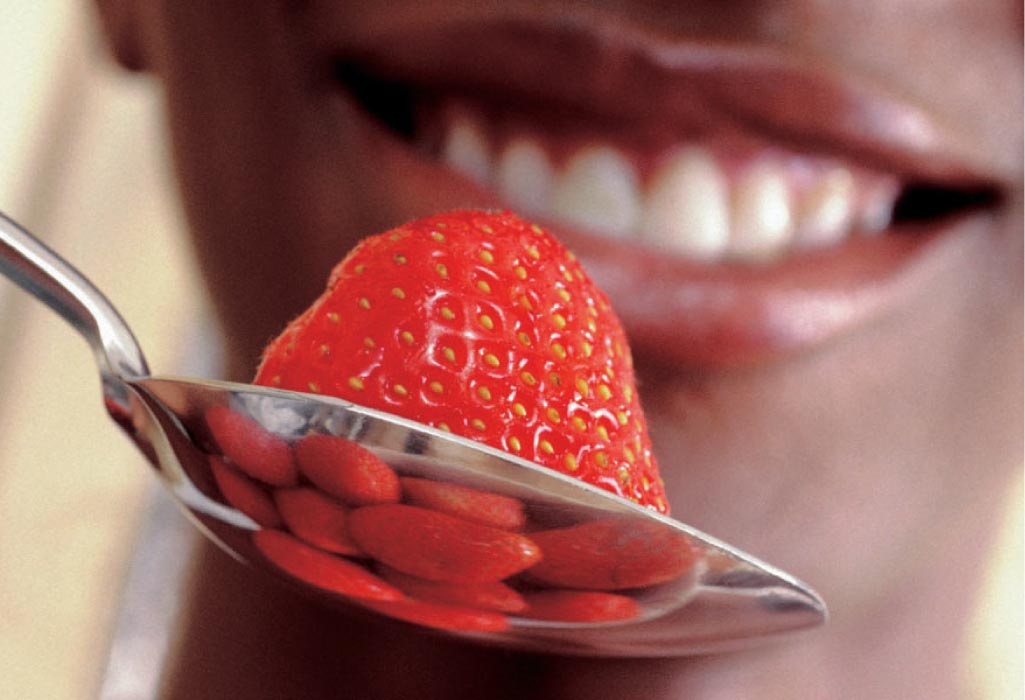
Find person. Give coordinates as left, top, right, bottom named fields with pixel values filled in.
left=92, top=2, right=1022, bottom=698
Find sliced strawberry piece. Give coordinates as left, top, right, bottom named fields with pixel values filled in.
left=399, top=477, right=526, bottom=531
left=347, top=504, right=542, bottom=583
left=360, top=597, right=510, bottom=633
left=274, top=487, right=362, bottom=556
left=254, top=210, right=669, bottom=514
left=522, top=590, right=642, bottom=623
left=209, top=455, right=282, bottom=528
left=294, top=434, right=400, bottom=506
left=378, top=565, right=527, bottom=613
left=252, top=530, right=401, bottom=602
left=526, top=518, right=699, bottom=590
left=205, top=404, right=297, bottom=486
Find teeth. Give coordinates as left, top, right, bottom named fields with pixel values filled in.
left=551, top=146, right=640, bottom=238
left=642, top=147, right=730, bottom=260
left=441, top=112, right=491, bottom=185
left=496, top=137, right=554, bottom=215
left=436, top=109, right=900, bottom=263
left=794, top=167, right=856, bottom=249
left=856, top=177, right=900, bottom=236
left=729, top=162, right=794, bottom=261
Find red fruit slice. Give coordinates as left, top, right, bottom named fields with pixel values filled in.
left=399, top=477, right=526, bottom=531
left=378, top=565, right=527, bottom=613
left=205, top=405, right=297, bottom=486
left=526, top=518, right=699, bottom=590
left=253, top=530, right=401, bottom=602
left=294, top=434, right=400, bottom=506
left=521, top=590, right=641, bottom=623
left=360, top=598, right=510, bottom=633
left=209, top=455, right=282, bottom=528
left=274, top=487, right=362, bottom=556
left=347, top=504, right=542, bottom=583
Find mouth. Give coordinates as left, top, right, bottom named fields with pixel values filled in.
left=320, top=18, right=1001, bottom=367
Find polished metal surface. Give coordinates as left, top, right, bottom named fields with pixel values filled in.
left=0, top=210, right=826, bottom=656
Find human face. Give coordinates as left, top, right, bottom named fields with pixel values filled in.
left=132, top=1, right=1021, bottom=610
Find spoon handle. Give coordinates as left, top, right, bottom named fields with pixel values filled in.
left=0, top=210, right=149, bottom=380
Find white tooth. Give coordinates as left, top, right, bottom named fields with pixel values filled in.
left=729, top=162, right=794, bottom=261
left=795, top=167, right=855, bottom=248
left=496, top=137, right=554, bottom=215
left=857, top=177, right=899, bottom=236
left=442, top=112, right=491, bottom=185
left=551, top=146, right=640, bottom=237
left=642, top=147, right=729, bottom=260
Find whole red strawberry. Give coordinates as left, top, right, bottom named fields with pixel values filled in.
left=255, top=210, right=668, bottom=513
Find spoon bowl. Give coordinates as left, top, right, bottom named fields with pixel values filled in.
left=0, top=210, right=825, bottom=656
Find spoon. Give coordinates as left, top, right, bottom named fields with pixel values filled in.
left=0, top=210, right=825, bottom=657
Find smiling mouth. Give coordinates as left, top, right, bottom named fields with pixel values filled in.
left=332, top=55, right=996, bottom=267
left=320, top=18, right=1001, bottom=365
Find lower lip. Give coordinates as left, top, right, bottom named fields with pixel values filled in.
left=555, top=221, right=948, bottom=368
left=332, top=94, right=978, bottom=369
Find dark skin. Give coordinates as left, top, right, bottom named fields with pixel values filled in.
left=94, top=1, right=1021, bottom=697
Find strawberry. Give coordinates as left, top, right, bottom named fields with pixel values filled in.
left=255, top=210, right=668, bottom=513
left=205, top=405, right=297, bottom=487
left=273, top=487, right=363, bottom=556
left=359, top=598, right=510, bottom=633
left=399, top=476, right=526, bottom=531
left=347, top=504, right=542, bottom=583
left=210, top=455, right=282, bottom=529
left=293, top=434, right=401, bottom=506
left=521, top=590, right=641, bottom=623
left=377, top=565, right=528, bottom=613
left=526, top=518, right=699, bottom=590
left=253, top=530, right=402, bottom=602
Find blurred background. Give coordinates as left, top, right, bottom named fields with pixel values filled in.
left=0, top=2, right=1020, bottom=698
left=0, top=3, right=210, bottom=698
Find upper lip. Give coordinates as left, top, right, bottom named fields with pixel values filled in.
left=320, top=13, right=1001, bottom=190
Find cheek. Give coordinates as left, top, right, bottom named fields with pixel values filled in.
left=149, top=3, right=379, bottom=365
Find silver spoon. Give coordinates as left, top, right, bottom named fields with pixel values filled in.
left=0, top=210, right=825, bottom=657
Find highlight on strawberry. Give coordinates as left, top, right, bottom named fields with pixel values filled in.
left=202, top=210, right=699, bottom=634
